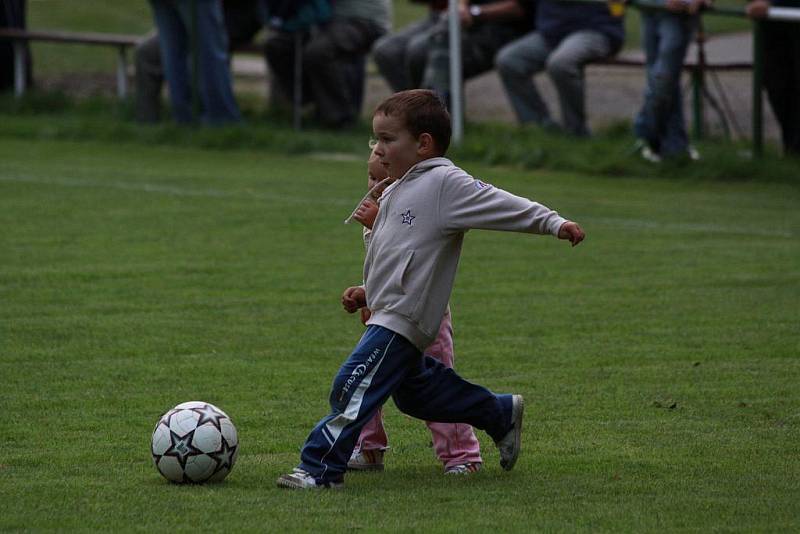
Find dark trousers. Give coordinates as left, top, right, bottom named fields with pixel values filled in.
left=0, top=0, right=31, bottom=91
left=298, top=325, right=513, bottom=483
left=265, top=17, right=383, bottom=126
left=762, top=21, right=800, bottom=156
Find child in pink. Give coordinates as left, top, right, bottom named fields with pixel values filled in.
left=345, top=148, right=483, bottom=475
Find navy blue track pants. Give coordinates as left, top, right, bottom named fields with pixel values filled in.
left=298, top=325, right=514, bottom=483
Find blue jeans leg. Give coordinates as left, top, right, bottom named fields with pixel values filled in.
left=298, top=326, right=513, bottom=483
left=149, top=0, right=240, bottom=125
left=372, top=16, right=437, bottom=92
left=193, top=0, right=241, bottom=124
left=150, top=0, right=192, bottom=123
left=634, top=12, right=694, bottom=155
left=546, top=30, right=612, bottom=137
left=495, top=32, right=554, bottom=127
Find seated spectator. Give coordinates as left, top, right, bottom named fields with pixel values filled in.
left=495, top=0, right=624, bottom=136
left=265, top=0, right=391, bottom=128
left=420, top=0, right=536, bottom=106
left=372, top=0, right=448, bottom=92
left=746, top=0, right=800, bottom=156
left=135, top=0, right=265, bottom=123
left=633, top=0, right=706, bottom=162
left=147, top=0, right=241, bottom=125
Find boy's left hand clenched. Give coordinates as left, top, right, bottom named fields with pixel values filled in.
left=558, top=221, right=585, bottom=247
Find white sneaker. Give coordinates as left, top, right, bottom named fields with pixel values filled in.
left=640, top=145, right=662, bottom=163
left=276, top=468, right=344, bottom=490
left=347, top=449, right=385, bottom=471
left=631, top=139, right=661, bottom=163
left=688, top=145, right=701, bottom=161
left=444, top=462, right=482, bottom=475
left=495, top=395, right=524, bottom=471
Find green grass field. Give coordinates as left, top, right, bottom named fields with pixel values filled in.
left=1, top=131, right=798, bottom=531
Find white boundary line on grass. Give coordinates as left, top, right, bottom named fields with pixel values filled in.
left=0, top=173, right=352, bottom=206
left=0, top=174, right=793, bottom=238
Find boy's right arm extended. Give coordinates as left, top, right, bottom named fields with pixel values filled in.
left=438, top=169, right=568, bottom=237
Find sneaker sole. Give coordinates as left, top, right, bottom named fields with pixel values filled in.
left=276, top=474, right=344, bottom=490
left=276, top=474, right=304, bottom=490
left=501, top=394, right=524, bottom=471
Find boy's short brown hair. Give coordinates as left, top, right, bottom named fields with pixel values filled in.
left=374, top=89, right=451, bottom=155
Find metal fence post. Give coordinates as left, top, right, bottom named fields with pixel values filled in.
left=691, top=22, right=705, bottom=139
left=751, top=19, right=764, bottom=158
left=13, top=40, right=26, bottom=97
left=448, top=0, right=463, bottom=146
left=293, top=31, right=303, bottom=131
left=116, top=46, right=128, bottom=99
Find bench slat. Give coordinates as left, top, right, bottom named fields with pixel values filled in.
left=0, top=28, right=141, bottom=47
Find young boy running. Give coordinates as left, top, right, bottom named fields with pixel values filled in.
left=346, top=148, right=484, bottom=475
left=277, top=89, right=585, bottom=490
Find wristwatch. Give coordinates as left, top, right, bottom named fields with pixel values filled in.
left=469, top=4, right=483, bottom=18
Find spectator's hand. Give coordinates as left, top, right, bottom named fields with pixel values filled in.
left=558, top=221, right=585, bottom=247
left=354, top=200, right=379, bottom=229
left=746, top=0, right=770, bottom=18
left=342, top=286, right=367, bottom=313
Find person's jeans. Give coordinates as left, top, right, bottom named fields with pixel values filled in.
left=422, top=19, right=522, bottom=107
left=496, top=30, right=612, bottom=136
left=265, top=17, right=382, bottom=127
left=298, top=325, right=513, bottom=483
left=634, top=11, right=695, bottom=156
left=372, top=14, right=439, bottom=92
left=134, top=32, right=163, bottom=123
left=149, top=0, right=241, bottom=125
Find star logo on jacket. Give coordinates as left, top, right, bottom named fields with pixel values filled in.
left=401, top=209, right=416, bottom=226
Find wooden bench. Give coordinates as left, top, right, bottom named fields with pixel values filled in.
left=0, top=28, right=143, bottom=98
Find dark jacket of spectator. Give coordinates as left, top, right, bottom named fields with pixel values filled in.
left=535, top=0, right=624, bottom=53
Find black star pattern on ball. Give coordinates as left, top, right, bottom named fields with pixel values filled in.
left=401, top=209, right=415, bottom=226
left=163, top=429, right=203, bottom=469
left=191, top=404, right=227, bottom=432
left=210, top=437, right=237, bottom=474
left=155, top=409, right=176, bottom=431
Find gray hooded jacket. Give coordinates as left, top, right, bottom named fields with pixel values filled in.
left=363, top=157, right=568, bottom=350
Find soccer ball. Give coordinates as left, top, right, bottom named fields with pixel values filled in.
left=151, top=401, right=239, bottom=483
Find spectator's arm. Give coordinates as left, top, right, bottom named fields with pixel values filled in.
left=459, top=0, right=527, bottom=26
left=472, top=0, right=527, bottom=20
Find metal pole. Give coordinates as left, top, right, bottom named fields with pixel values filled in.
left=691, top=21, right=705, bottom=139
left=13, top=40, right=25, bottom=97
left=190, top=0, right=200, bottom=121
left=751, top=19, right=764, bottom=158
left=116, top=46, right=128, bottom=99
left=293, top=31, right=303, bottom=131
left=448, top=0, right=463, bottom=146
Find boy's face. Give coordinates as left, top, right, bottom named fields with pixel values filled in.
left=371, top=112, right=423, bottom=180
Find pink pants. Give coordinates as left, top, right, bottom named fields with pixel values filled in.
left=354, top=311, right=483, bottom=469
